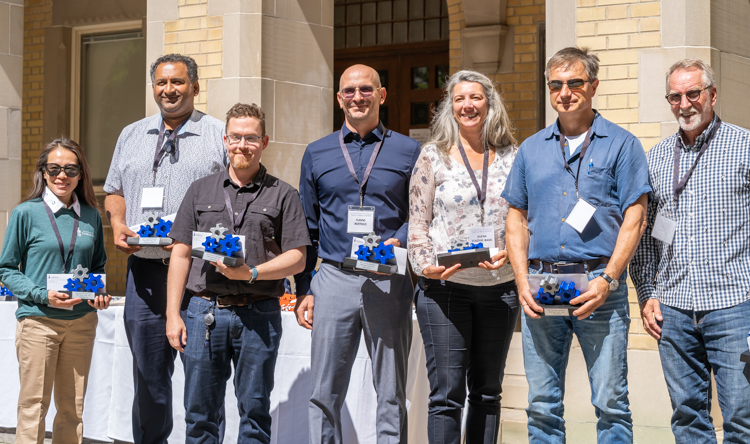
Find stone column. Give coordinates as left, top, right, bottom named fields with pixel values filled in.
left=0, top=0, right=23, bottom=245
left=146, top=0, right=334, bottom=187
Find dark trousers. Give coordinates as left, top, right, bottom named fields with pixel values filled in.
left=124, top=255, right=188, bottom=444
left=415, top=278, right=520, bottom=444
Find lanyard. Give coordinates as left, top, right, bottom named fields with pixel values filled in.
left=559, top=125, right=594, bottom=199
left=153, top=118, right=189, bottom=175
left=456, top=140, right=489, bottom=223
left=222, top=170, right=265, bottom=233
left=673, top=118, right=722, bottom=202
left=338, top=126, right=386, bottom=207
left=43, top=202, right=79, bottom=274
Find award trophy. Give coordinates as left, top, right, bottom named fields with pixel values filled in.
left=127, top=212, right=174, bottom=246
left=51, top=265, right=107, bottom=300
left=191, top=223, right=245, bottom=267
left=343, top=233, right=398, bottom=274
left=436, top=241, right=492, bottom=269
left=535, top=275, right=582, bottom=316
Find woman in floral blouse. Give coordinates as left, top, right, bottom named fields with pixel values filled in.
left=408, top=70, right=520, bottom=444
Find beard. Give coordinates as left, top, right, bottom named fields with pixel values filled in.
left=677, top=105, right=712, bottom=133
left=230, top=151, right=253, bottom=170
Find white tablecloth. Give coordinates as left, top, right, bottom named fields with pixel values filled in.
left=0, top=302, right=431, bottom=443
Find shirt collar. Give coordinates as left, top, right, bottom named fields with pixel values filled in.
left=341, top=121, right=386, bottom=143
left=223, top=163, right=267, bottom=190
left=149, top=108, right=200, bottom=136
left=678, top=113, right=718, bottom=152
left=43, top=186, right=81, bottom=216
left=545, top=110, right=608, bottom=140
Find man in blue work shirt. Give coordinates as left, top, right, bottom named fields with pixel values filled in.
left=294, top=64, right=420, bottom=444
left=502, top=47, right=651, bottom=443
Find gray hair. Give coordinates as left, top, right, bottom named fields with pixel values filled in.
left=150, top=54, right=199, bottom=84
left=545, top=47, right=599, bottom=81
left=427, top=70, right=516, bottom=159
left=665, top=59, right=715, bottom=93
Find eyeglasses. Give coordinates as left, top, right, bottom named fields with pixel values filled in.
left=665, top=87, right=711, bottom=106
left=339, top=85, right=379, bottom=99
left=44, top=163, right=81, bottom=178
left=227, top=134, right=263, bottom=145
left=547, top=79, right=592, bottom=91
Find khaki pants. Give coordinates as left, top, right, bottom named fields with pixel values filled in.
left=15, top=313, right=98, bottom=444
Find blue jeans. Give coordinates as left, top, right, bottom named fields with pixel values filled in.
left=415, top=278, right=519, bottom=444
left=522, top=269, right=632, bottom=443
left=659, top=299, right=750, bottom=444
left=183, top=296, right=282, bottom=444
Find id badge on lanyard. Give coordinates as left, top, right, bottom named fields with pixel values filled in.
left=339, top=127, right=384, bottom=235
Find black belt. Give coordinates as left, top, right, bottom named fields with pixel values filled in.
left=193, top=291, right=268, bottom=306
left=322, top=259, right=344, bottom=269
left=134, top=256, right=170, bottom=266
left=529, top=258, right=609, bottom=274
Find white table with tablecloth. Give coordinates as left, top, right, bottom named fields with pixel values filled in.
left=0, top=302, right=432, bottom=443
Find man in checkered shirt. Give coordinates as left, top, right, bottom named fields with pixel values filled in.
left=631, top=59, right=750, bottom=443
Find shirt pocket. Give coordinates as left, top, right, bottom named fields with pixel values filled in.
left=196, top=203, right=227, bottom=233
left=583, top=166, right=616, bottom=207
left=245, top=204, right=282, bottom=260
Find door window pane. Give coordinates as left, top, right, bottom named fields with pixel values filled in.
left=425, top=18, right=440, bottom=41
left=412, top=67, right=429, bottom=89
left=362, top=3, right=376, bottom=23
left=362, top=24, right=377, bottom=46
left=80, top=31, right=145, bottom=185
left=411, top=102, right=430, bottom=125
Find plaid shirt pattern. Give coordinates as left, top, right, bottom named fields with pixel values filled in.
left=631, top=115, right=750, bottom=311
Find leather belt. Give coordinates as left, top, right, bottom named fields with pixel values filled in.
left=529, top=257, right=609, bottom=274
left=193, top=291, right=253, bottom=307
left=322, top=259, right=344, bottom=270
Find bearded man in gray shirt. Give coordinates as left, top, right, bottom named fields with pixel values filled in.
left=103, top=54, right=227, bottom=444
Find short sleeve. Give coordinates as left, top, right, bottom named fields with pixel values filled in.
left=169, top=181, right=198, bottom=245
left=279, top=188, right=312, bottom=252
left=501, top=141, right=529, bottom=210
left=615, top=136, right=652, bottom=214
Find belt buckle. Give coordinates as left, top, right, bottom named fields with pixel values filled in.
left=551, top=262, right=575, bottom=274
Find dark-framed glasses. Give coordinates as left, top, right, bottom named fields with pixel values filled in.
left=44, top=163, right=81, bottom=178
left=547, top=79, right=592, bottom=91
left=339, top=85, right=379, bottom=99
left=665, top=87, right=711, bottom=106
left=227, top=134, right=263, bottom=145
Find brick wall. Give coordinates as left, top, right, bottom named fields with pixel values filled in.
left=21, top=0, right=50, bottom=194
left=163, top=0, right=222, bottom=114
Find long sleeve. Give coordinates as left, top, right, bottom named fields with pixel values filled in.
left=407, top=149, right=436, bottom=276
left=0, top=207, right=49, bottom=304
left=629, top=184, right=659, bottom=305
left=294, top=148, right=320, bottom=296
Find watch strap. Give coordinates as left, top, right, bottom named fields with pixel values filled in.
left=248, top=266, right=258, bottom=284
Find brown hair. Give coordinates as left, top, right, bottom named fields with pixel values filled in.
left=545, top=46, right=600, bottom=82
left=22, top=138, right=98, bottom=209
left=225, top=102, right=265, bottom=136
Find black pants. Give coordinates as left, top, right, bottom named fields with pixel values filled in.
left=414, top=278, right=520, bottom=444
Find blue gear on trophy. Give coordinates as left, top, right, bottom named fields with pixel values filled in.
left=210, top=223, right=228, bottom=241
left=536, top=287, right=555, bottom=304
left=83, top=274, right=104, bottom=293
left=372, top=243, right=395, bottom=265
left=556, top=281, right=580, bottom=303
left=363, top=232, right=381, bottom=248
left=467, top=242, right=484, bottom=250
left=71, top=264, right=89, bottom=281
left=153, top=219, right=172, bottom=237
left=64, top=278, right=81, bottom=292
left=137, top=225, right=153, bottom=238
left=219, top=234, right=242, bottom=256
left=0, top=285, right=11, bottom=296
left=356, top=244, right=372, bottom=261
left=144, top=212, right=159, bottom=228
left=202, top=237, right=219, bottom=253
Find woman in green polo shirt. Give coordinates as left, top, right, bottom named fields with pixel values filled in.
left=0, top=138, right=111, bottom=444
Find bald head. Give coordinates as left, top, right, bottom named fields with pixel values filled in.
left=340, top=64, right=381, bottom=89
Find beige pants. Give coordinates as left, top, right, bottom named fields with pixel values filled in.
left=15, top=313, right=98, bottom=444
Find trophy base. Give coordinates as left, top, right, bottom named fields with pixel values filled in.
left=741, top=350, right=750, bottom=363
left=436, top=248, right=492, bottom=269
left=191, top=248, right=245, bottom=267
left=343, top=257, right=398, bottom=274
left=127, top=237, right=173, bottom=246
left=61, top=291, right=107, bottom=300
left=540, top=304, right=579, bottom=316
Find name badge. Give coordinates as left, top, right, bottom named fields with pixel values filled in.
left=651, top=212, right=676, bottom=245
left=565, top=199, right=596, bottom=234
left=468, top=226, right=495, bottom=247
left=347, top=206, right=375, bottom=234
left=141, top=187, right=164, bottom=209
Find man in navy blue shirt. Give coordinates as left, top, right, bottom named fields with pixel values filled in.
left=502, top=47, right=651, bottom=443
left=295, top=64, right=420, bottom=444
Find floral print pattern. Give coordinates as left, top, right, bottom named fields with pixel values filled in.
left=408, top=144, right=516, bottom=286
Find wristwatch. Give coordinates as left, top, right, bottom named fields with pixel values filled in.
left=248, top=266, right=258, bottom=284
left=600, top=272, right=619, bottom=291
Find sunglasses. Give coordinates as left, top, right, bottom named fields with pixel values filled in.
left=339, top=85, right=379, bottom=99
left=665, top=87, right=710, bottom=106
left=44, top=163, right=81, bottom=178
left=547, top=79, right=592, bottom=91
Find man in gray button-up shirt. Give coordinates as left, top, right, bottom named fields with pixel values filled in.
left=103, top=54, right=227, bottom=444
